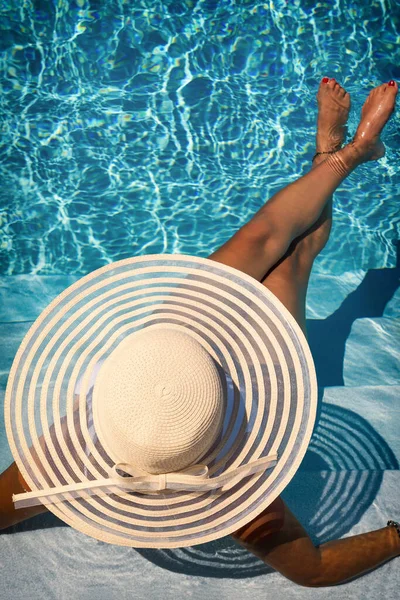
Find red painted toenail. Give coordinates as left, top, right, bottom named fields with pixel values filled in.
left=388, top=80, right=395, bottom=86
left=322, top=77, right=329, bottom=83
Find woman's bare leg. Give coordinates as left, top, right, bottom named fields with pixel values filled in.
left=209, top=81, right=398, bottom=285
left=212, top=79, right=399, bottom=586
left=260, top=76, right=349, bottom=333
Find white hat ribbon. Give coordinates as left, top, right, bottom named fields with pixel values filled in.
left=13, top=454, right=278, bottom=508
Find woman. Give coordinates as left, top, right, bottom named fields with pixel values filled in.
left=1, top=77, right=399, bottom=587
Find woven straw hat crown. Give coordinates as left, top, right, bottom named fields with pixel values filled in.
left=93, top=327, right=224, bottom=474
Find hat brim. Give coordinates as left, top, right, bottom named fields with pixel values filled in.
left=5, top=254, right=317, bottom=548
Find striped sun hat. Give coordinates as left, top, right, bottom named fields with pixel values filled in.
left=5, top=254, right=317, bottom=548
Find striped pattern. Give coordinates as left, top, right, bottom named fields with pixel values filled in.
left=5, top=254, right=317, bottom=548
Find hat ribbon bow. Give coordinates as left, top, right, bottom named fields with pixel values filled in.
left=12, top=454, right=278, bottom=508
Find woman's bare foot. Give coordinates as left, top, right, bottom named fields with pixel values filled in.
left=295, top=77, right=350, bottom=257
left=352, top=81, right=398, bottom=161
left=316, top=77, right=351, bottom=153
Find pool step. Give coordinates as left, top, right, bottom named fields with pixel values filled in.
left=1, top=270, right=399, bottom=321
left=306, top=384, right=400, bottom=469
left=306, top=269, right=399, bottom=320
left=343, top=316, right=399, bottom=386
left=308, top=314, right=399, bottom=388
left=0, top=275, right=78, bottom=323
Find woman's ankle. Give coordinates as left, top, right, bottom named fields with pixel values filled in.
left=323, top=142, right=364, bottom=177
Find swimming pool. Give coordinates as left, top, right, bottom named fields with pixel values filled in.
left=0, top=0, right=399, bottom=277
left=1, top=2, right=400, bottom=598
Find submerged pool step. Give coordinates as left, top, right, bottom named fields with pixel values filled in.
left=0, top=275, right=79, bottom=323
left=343, top=317, right=399, bottom=386
left=1, top=270, right=399, bottom=321
left=0, top=273, right=397, bottom=390
left=306, top=271, right=399, bottom=388
left=308, top=384, right=400, bottom=468
left=307, top=269, right=399, bottom=321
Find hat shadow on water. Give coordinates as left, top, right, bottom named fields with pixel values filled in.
left=135, top=399, right=398, bottom=578
left=11, top=396, right=397, bottom=580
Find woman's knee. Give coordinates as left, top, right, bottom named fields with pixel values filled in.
left=233, top=498, right=330, bottom=588
left=0, top=462, right=48, bottom=531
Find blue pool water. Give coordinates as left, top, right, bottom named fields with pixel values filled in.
left=0, top=0, right=399, bottom=276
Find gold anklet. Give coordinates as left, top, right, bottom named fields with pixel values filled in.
left=312, top=150, right=339, bottom=162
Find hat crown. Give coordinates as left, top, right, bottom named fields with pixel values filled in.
left=92, top=328, right=224, bottom=474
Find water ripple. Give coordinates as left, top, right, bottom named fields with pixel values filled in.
left=0, top=0, right=399, bottom=275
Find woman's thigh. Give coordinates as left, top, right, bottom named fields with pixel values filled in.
left=207, top=237, right=310, bottom=336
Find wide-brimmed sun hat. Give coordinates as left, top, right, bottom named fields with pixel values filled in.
left=5, top=254, right=317, bottom=548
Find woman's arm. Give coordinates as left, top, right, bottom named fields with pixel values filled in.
left=0, top=392, right=83, bottom=531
